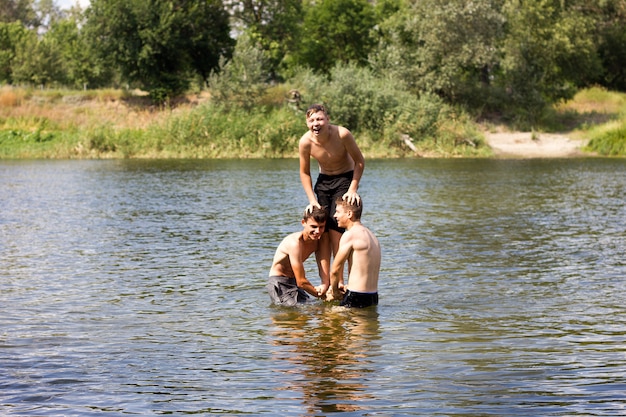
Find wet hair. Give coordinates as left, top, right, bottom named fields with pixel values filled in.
left=306, top=104, right=328, bottom=119
left=335, top=197, right=362, bottom=220
left=303, top=205, right=328, bottom=223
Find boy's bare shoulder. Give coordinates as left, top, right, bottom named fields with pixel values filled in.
left=336, top=125, right=353, bottom=138
left=299, top=131, right=313, bottom=145
left=280, top=231, right=303, bottom=249
left=340, top=227, right=357, bottom=242
left=345, top=224, right=369, bottom=240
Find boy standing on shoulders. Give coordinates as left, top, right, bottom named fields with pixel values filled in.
left=267, top=206, right=331, bottom=306
left=299, top=104, right=365, bottom=272
left=328, top=198, right=381, bottom=308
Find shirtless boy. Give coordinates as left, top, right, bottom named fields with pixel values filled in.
left=267, top=206, right=331, bottom=306
left=299, top=104, right=365, bottom=276
left=328, top=198, right=381, bottom=308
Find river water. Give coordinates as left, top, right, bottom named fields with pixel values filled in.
left=1, top=158, right=625, bottom=416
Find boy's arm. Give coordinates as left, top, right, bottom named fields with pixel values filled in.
left=289, top=240, right=320, bottom=297
left=340, top=129, right=365, bottom=204
left=330, top=233, right=353, bottom=293
left=299, top=137, right=320, bottom=208
left=314, top=233, right=331, bottom=296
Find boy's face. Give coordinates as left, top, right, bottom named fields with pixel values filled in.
left=301, top=218, right=325, bottom=240
left=334, top=204, right=350, bottom=228
left=306, top=111, right=328, bottom=137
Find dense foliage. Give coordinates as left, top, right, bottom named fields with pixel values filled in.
left=1, top=0, right=626, bottom=150
left=84, top=0, right=235, bottom=102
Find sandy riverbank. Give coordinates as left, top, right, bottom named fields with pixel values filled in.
left=484, top=131, right=589, bottom=158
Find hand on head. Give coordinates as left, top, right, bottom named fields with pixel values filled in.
left=342, top=192, right=361, bottom=206
left=305, top=202, right=322, bottom=214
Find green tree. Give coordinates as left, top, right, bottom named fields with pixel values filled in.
left=371, top=0, right=505, bottom=101
left=0, top=0, right=39, bottom=27
left=499, top=0, right=602, bottom=121
left=33, top=0, right=62, bottom=30
left=208, top=33, right=270, bottom=110
left=417, top=0, right=504, bottom=100
left=292, top=0, right=377, bottom=74
left=0, top=21, right=28, bottom=82
left=45, top=17, right=113, bottom=88
left=587, top=0, right=626, bottom=91
left=227, top=0, right=302, bottom=80
left=10, top=27, right=64, bottom=86
left=372, top=0, right=602, bottom=124
left=85, top=0, right=234, bottom=101
left=598, top=20, right=626, bottom=91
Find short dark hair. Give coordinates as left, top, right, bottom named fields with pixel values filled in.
left=335, top=197, right=362, bottom=220
left=303, top=205, right=328, bottom=223
left=306, top=104, right=328, bottom=118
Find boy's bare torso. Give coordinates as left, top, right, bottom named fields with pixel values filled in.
left=269, top=232, right=318, bottom=278
left=345, top=224, right=381, bottom=293
left=304, top=125, right=355, bottom=175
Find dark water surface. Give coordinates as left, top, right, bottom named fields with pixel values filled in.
left=1, top=158, right=625, bottom=416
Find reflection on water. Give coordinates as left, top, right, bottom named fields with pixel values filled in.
left=1, top=158, right=625, bottom=416
left=270, top=305, right=380, bottom=414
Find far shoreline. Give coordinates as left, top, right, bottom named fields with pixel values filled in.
left=2, top=87, right=623, bottom=160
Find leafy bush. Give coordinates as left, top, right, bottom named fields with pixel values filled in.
left=324, top=64, right=401, bottom=133
left=586, top=124, right=626, bottom=156
left=85, top=128, right=118, bottom=153
left=208, top=34, right=271, bottom=111
left=284, top=66, right=328, bottom=105
left=287, top=63, right=452, bottom=148
left=152, top=103, right=303, bottom=158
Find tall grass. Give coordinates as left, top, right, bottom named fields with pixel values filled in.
left=585, top=120, right=626, bottom=156
left=557, top=87, right=626, bottom=156
left=147, top=104, right=304, bottom=158
left=0, top=87, right=25, bottom=107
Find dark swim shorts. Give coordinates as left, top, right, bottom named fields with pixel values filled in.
left=314, top=170, right=353, bottom=233
left=340, top=290, right=379, bottom=308
left=266, top=276, right=309, bottom=306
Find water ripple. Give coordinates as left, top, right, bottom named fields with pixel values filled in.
left=1, top=159, right=625, bottom=416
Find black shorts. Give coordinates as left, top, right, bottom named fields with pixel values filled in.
left=314, top=170, right=353, bottom=233
left=340, top=290, right=378, bottom=308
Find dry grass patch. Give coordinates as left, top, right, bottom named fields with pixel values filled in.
left=561, top=87, right=625, bottom=114
left=0, top=87, right=202, bottom=131
left=0, top=87, right=26, bottom=107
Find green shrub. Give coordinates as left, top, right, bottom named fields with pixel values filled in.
left=151, top=103, right=303, bottom=158
left=85, top=128, right=118, bottom=153
left=285, top=63, right=483, bottom=155
left=586, top=124, right=626, bottom=156
left=208, top=34, right=271, bottom=111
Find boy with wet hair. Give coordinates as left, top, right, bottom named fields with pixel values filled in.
left=267, top=206, right=331, bottom=306
left=328, top=197, right=381, bottom=308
